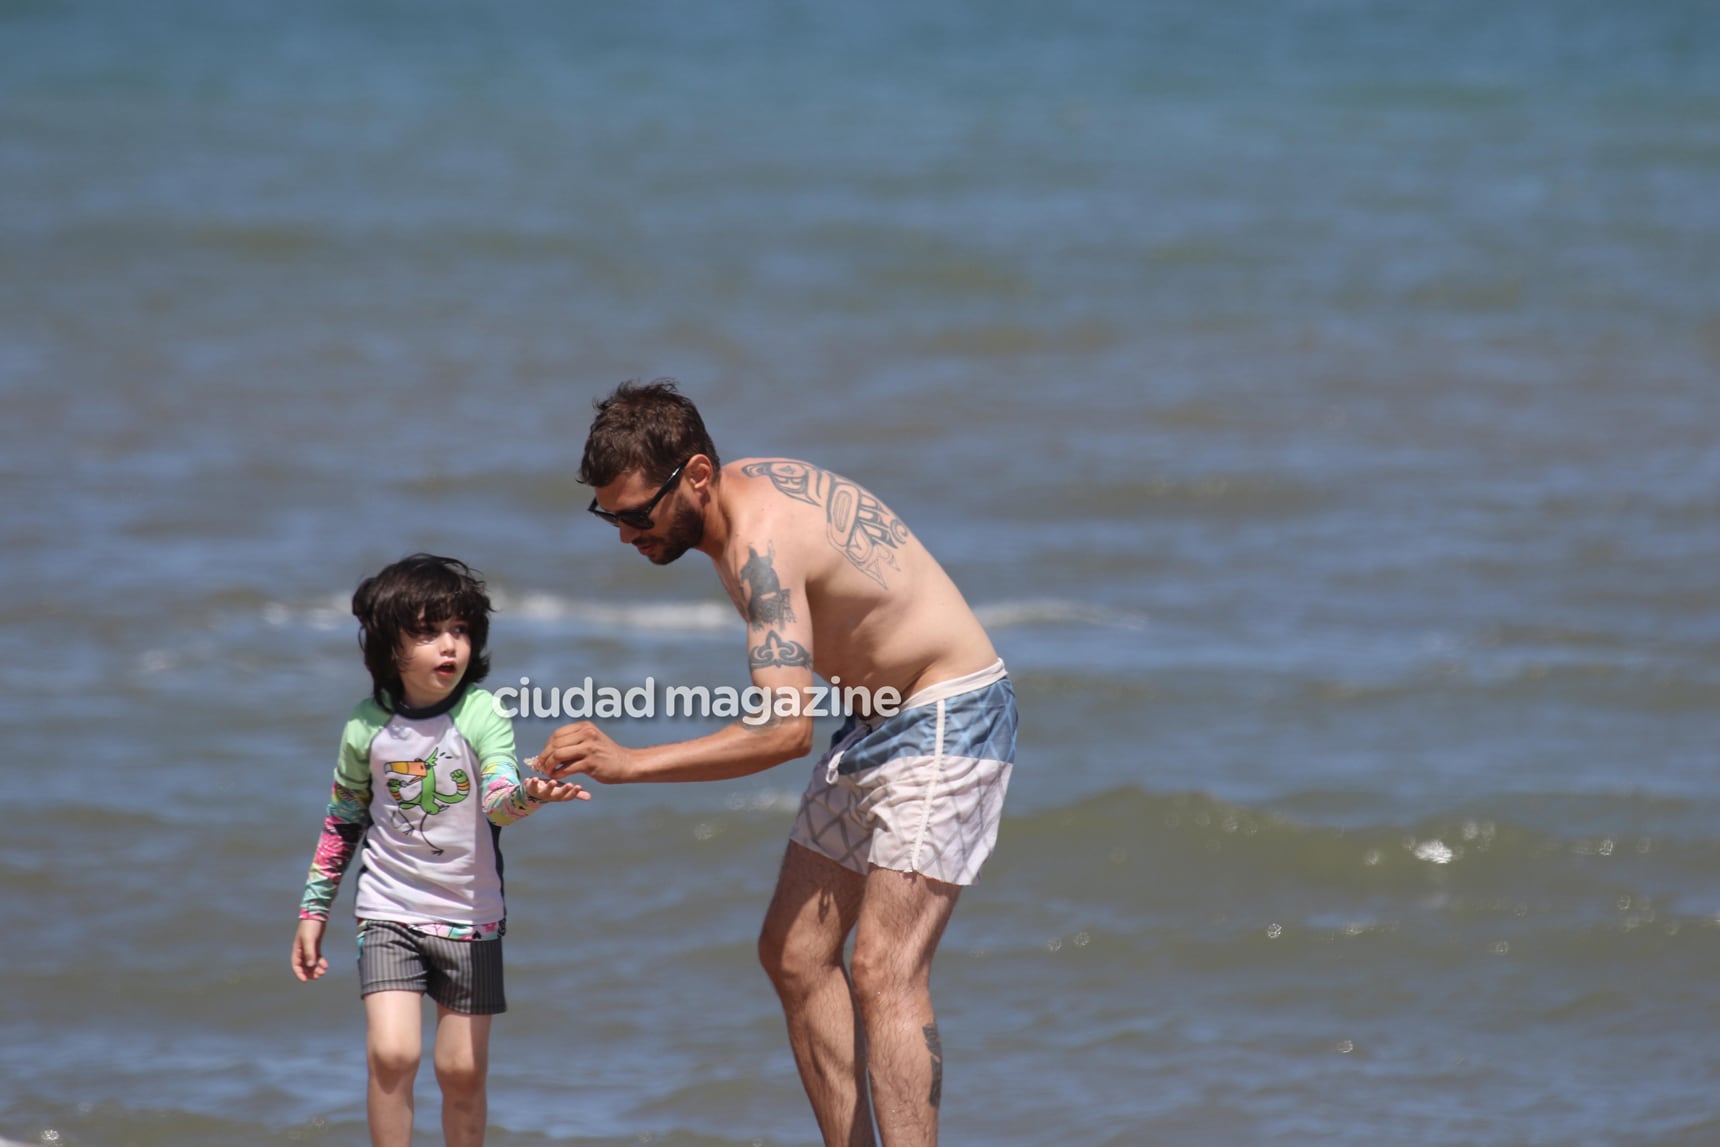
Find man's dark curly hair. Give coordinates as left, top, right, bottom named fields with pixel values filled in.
left=579, top=377, right=721, bottom=488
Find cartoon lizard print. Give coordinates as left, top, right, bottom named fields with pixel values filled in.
left=384, top=748, right=471, bottom=855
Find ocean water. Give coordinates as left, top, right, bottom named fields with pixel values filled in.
left=3, top=1, right=1719, bottom=1144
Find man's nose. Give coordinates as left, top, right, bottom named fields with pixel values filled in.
left=618, top=523, right=644, bottom=544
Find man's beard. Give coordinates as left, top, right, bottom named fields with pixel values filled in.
left=644, top=502, right=704, bottom=565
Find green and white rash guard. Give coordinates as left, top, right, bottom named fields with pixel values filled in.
left=299, top=686, right=544, bottom=939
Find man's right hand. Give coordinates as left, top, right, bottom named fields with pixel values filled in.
left=534, top=721, right=639, bottom=785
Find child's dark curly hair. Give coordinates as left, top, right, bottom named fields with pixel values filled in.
left=351, top=553, right=492, bottom=710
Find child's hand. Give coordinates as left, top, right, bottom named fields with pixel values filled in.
left=292, top=918, right=329, bottom=983
left=524, top=775, right=592, bottom=803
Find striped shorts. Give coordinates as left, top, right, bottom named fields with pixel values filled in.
left=357, top=920, right=507, bottom=1015
left=788, top=660, right=1017, bottom=887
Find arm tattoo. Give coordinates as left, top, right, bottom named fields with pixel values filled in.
left=924, top=1023, right=943, bottom=1108
left=748, top=630, right=812, bottom=669
left=737, top=543, right=795, bottom=627
left=742, top=460, right=912, bottom=589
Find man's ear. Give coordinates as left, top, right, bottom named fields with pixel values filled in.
left=686, top=453, right=717, bottom=490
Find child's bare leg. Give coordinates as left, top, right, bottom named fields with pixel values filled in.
left=434, top=1005, right=493, bottom=1147
left=364, top=991, right=423, bottom=1147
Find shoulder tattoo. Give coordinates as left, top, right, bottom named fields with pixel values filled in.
left=741, top=460, right=912, bottom=589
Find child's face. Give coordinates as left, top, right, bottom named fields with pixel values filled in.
left=395, top=613, right=472, bottom=709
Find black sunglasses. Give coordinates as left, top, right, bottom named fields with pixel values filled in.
left=587, top=462, right=687, bottom=530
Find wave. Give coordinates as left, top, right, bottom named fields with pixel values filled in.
left=483, top=781, right=1720, bottom=986
left=498, top=592, right=738, bottom=632
left=994, top=474, right=1330, bottom=521
left=38, top=219, right=593, bottom=262
left=519, top=784, right=1720, bottom=946
left=975, top=598, right=1149, bottom=630
left=253, top=591, right=1149, bottom=636
left=990, top=785, right=1720, bottom=900
left=495, top=784, right=1720, bottom=925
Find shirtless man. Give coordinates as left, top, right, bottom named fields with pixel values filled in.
left=535, top=380, right=1018, bottom=1147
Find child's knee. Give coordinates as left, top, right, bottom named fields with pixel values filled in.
left=435, top=1053, right=487, bottom=1099
left=367, top=1042, right=420, bottom=1085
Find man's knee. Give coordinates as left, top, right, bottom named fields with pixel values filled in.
left=757, top=915, right=788, bottom=981
left=758, top=855, right=862, bottom=988
left=757, top=911, right=829, bottom=993
left=849, top=938, right=924, bottom=1009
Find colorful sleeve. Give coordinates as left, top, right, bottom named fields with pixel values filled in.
left=456, top=689, right=543, bottom=827
left=298, top=707, right=381, bottom=921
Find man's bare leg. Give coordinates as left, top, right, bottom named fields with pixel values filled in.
left=363, top=990, right=423, bottom=1147
left=759, top=842, right=874, bottom=1147
left=433, top=1005, right=492, bottom=1147
left=850, top=868, right=960, bottom=1147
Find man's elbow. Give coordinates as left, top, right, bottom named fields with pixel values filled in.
left=784, top=717, right=816, bottom=760
left=753, top=715, right=815, bottom=765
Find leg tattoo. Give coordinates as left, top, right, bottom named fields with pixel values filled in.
left=924, top=1023, right=943, bottom=1109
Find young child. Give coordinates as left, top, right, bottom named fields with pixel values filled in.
left=292, top=553, right=587, bottom=1147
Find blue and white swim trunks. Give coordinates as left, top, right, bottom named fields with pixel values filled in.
left=789, top=660, right=1017, bottom=886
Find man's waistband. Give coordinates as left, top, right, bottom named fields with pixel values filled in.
left=899, top=658, right=1009, bottom=711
